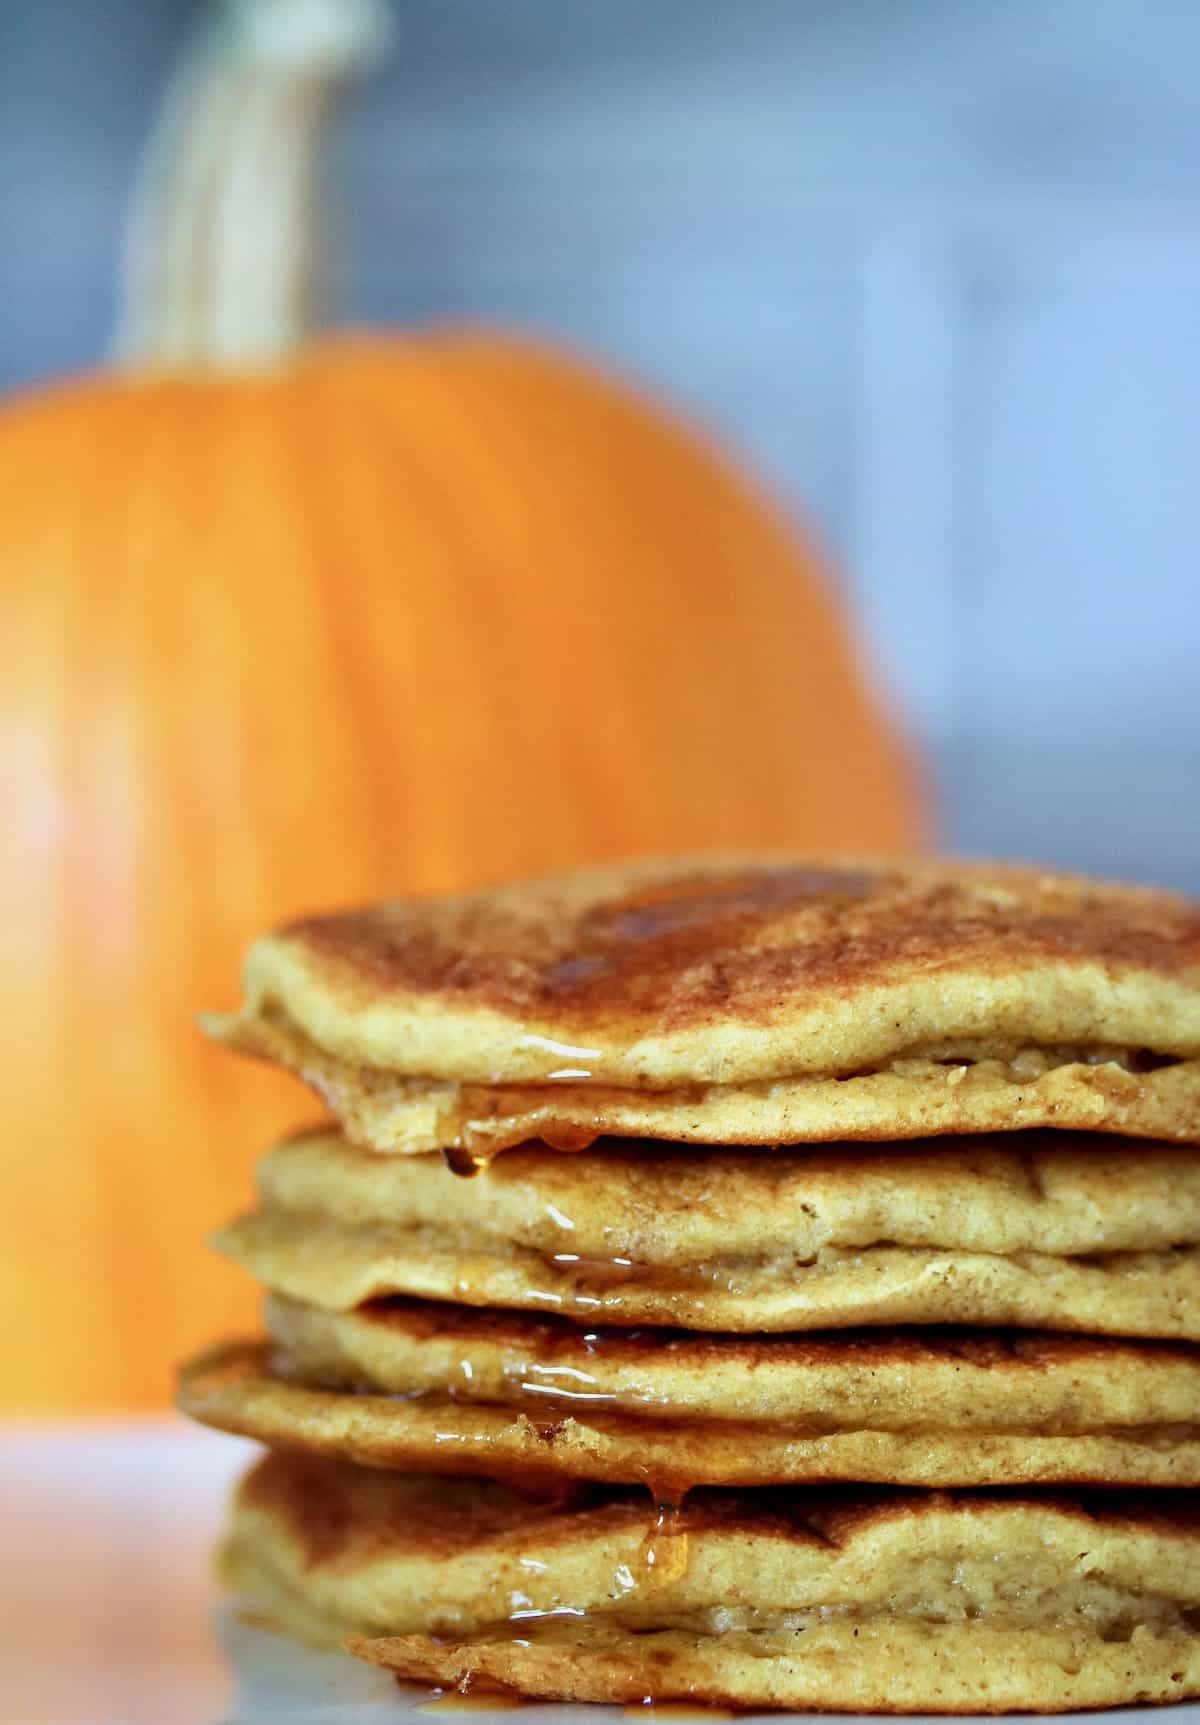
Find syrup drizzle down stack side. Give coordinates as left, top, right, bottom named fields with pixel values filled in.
left=181, top=855, right=1200, bottom=1712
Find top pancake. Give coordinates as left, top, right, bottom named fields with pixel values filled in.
left=204, top=856, right=1200, bottom=1150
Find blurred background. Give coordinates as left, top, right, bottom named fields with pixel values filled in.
left=7, top=0, right=1200, bottom=883
left=3, top=0, right=1198, bottom=1410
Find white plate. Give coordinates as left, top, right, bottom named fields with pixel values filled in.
left=2, top=1421, right=1196, bottom=1725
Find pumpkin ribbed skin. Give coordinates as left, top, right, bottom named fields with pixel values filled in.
left=1, top=333, right=920, bottom=1409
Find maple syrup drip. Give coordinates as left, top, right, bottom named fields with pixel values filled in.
left=550, top=1252, right=639, bottom=1288
left=538, top=1125, right=601, bottom=1153
left=518, top=1358, right=613, bottom=1408
left=637, top=1494, right=690, bottom=1588
left=443, top=1147, right=486, bottom=1178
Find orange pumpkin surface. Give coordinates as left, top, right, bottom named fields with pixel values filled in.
left=1, top=335, right=919, bottom=1410
left=0, top=3, right=921, bottom=1410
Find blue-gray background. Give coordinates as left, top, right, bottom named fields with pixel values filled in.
left=4, top=0, right=1198, bottom=886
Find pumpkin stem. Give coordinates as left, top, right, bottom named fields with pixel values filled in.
left=113, top=0, right=389, bottom=368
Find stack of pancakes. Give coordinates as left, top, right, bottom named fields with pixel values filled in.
left=180, top=856, right=1200, bottom=1712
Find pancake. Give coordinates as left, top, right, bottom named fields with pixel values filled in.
left=203, top=855, right=1200, bottom=1151
left=178, top=1302, right=1200, bottom=1489
left=212, top=1128, right=1200, bottom=1336
left=223, top=1449, right=1200, bottom=1711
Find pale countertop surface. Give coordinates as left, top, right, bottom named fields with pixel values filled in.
left=1, top=1420, right=1197, bottom=1725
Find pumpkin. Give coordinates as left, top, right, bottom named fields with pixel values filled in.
left=0, top=1, right=921, bottom=1410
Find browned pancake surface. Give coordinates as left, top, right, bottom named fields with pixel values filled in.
left=203, top=856, right=1200, bottom=1148
left=272, top=857, right=1200, bottom=1044
left=206, top=854, right=1200, bottom=1090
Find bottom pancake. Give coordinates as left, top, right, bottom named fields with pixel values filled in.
left=355, top=1617, right=1200, bottom=1715
left=225, top=1450, right=1200, bottom=1713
